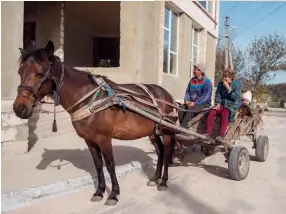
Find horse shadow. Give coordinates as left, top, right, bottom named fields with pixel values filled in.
left=36, top=145, right=156, bottom=192
left=27, top=104, right=41, bottom=152
left=175, top=148, right=230, bottom=180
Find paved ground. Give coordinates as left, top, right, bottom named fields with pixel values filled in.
left=3, top=109, right=286, bottom=214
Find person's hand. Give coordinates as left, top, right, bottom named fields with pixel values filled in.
left=187, top=102, right=195, bottom=107
left=213, top=103, right=221, bottom=110
left=223, top=80, right=232, bottom=93
left=223, top=79, right=229, bottom=89
left=185, top=100, right=191, bottom=105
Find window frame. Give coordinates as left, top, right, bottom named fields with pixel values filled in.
left=163, top=7, right=180, bottom=76
left=189, top=27, right=200, bottom=78
left=198, top=1, right=215, bottom=17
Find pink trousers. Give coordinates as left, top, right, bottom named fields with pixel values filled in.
left=206, top=106, right=230, bottom=137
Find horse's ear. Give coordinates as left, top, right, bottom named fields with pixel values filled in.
left=45, top=40, right=54, bottom=61
left=19, top=48, right=24, bottom=56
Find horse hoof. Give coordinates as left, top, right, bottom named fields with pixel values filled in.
left=157, top=185, right=168, bottom=191
left=105, top=199, right=118, bottom=206
left=90, top=195, right=103, bottom=202
left=147, top=181, right=157, bottom=186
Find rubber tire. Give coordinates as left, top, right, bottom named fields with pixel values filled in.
left=255, top=135, right=269, bottom=162
left=228, top=146, right=250, bottom=181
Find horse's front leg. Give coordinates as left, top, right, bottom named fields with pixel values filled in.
left=158, top=134, right=173, bottom=191
left=147, top=133, right=164, bottom=186
left=85, top=140, right=106, bottom=202
left=100, top=137, right=120, bottom=206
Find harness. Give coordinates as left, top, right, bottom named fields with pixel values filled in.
left=17, top=57, right=65, bottom=106
left=18, top=58, right=212, bottom=133
left=18, top=57, right=65, bottom=132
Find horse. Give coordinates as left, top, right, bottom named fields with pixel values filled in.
left=13, top=40, right=179, bottom=206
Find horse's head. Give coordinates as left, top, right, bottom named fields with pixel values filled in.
left=13, top=41, right=56, bottom=119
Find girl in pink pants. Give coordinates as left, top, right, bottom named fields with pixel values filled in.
left=205, top=69, right=242, bottom=143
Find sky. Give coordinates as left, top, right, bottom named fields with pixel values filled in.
left=219, top=1, right=286, bottom=84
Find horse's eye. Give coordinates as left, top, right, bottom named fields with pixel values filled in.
left=36, top=73, right=44, bottom=78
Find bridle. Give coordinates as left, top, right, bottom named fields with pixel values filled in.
left=17, top=57, right=65, bottom=106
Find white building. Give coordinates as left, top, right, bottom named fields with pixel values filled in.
left=1, top=1, right=220, bottom=144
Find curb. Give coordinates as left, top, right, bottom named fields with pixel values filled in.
left=1, top=161, right=153, bottom=212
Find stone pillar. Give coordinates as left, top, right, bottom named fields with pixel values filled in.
left=139, top=1, right=164, bottom=85
left=1, top=1, right=24, bottom=100
left=1, top=2, right=25, bottom=142
left=119, top=1, right=143, bottom=83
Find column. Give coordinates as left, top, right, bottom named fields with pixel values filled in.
left=1, top=1, right=24, bottom=100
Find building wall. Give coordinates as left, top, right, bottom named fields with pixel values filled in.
left=1, top=1, right=24, bottom=99
left=1, top=1, right=219, bottom=144
left=171, top=0, right=219, bottom=37
left=206, top=33, right=216, bottom=85
left=161, top=1, right=218, bottom=101
left=76, top=1, right=165, bottom=85
left=140, top=2, right=164, bottom=84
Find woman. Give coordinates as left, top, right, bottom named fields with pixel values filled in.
left=205, top=68, right=242, bottom=143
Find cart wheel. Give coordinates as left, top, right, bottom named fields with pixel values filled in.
left=228, top=146, right=250, bottom=181
left=255, top=135, right=269, bottom=162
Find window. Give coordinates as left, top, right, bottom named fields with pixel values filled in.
left=190, top=28, right=199, bottom=77
left=163, top=7, right=179, bottom=75
left=93, top=37, right=120, bottom=67
left=199, top=1, right=214, bottom=17
left=23, top=22, right=36, bottom=49
left=199, top=1, right=207, bottom=9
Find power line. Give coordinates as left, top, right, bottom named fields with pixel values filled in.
left=238, top=2, right=268, bottom=27
left=247, top=2, right=268, bottom=21
left=234, top=2, right=286, bottom=40
left=227, top=2, right=240, bottom=16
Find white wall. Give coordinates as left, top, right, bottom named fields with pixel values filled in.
left=171, top=0, right=219, bottom=38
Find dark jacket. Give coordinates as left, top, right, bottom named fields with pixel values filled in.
left=215, top=80, right=242, bottom=122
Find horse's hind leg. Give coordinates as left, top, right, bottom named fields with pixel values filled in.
left=85, top=140, right=106, bottom=202
left=100, top=138, right=120, bottom=206
left=158, top=134, right=173, bottom=191
left=169, top=135, right=176, bottom=166
left=147, top=133, right=164, bottom=186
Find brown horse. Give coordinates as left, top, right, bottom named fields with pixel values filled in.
left=13, top=41, right=178, bottom=206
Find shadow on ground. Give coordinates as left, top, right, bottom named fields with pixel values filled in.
left=179, top=151, right=230, bottom=180
left=36, top=145, right=156, bottom=193
left=160, top=182, right=221, bottom=214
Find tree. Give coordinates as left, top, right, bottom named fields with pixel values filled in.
left=215, top=41, right=245, bottom=85
left=244, top=33, right=286, bottom=91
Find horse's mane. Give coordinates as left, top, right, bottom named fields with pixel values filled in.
left=18, top=48, right=47, bottom=64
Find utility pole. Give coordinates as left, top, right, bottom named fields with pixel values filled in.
left=225, top=16, right=229, bottom=69
left=224, top=16, right=234, bottom=70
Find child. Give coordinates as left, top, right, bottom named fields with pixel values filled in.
left=241, top=91, right=254, bottom=109
left=239, top=91, right=255, bottom=117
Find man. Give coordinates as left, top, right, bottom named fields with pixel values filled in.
left=178, top=62, right=213, bottom=128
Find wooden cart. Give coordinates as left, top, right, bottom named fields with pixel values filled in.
left=173, top=105, right=269, bottom=181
